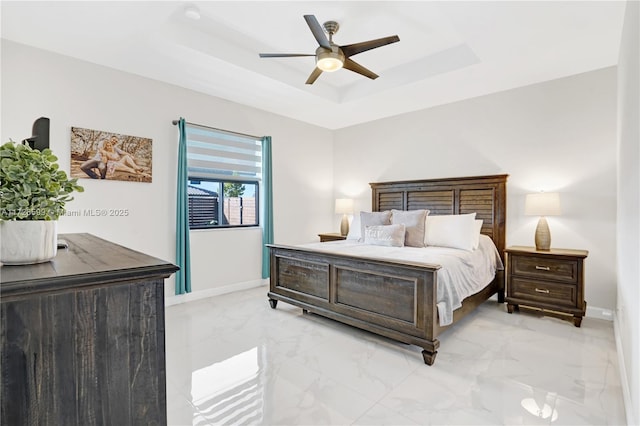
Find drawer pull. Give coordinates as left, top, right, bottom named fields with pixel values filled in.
left=535, top=266, right=551, bottom=271
left=535, top=288, right=550, bottom=294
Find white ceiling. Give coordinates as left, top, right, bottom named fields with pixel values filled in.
left=1, top=1, right=627, bottom=130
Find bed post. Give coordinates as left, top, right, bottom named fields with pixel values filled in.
left=496, top=269, right=505, bottom=303
left=268, top=245, right=278, bottom=309
left=422, top=342, right=440, bottom=365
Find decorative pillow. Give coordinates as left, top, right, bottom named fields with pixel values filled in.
left=359, top=211, right=392, bottom=242
left=346, top=214, right=361, bottom=240
left=364, top=224, right=406, bottom=247
left=391, top=209, right=429, bottom=247
left=424, top=213, right=477, bottom=251
left=473, top=219, right=483, bottom=250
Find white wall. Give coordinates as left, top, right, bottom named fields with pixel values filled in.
left=0, top=41, right=620, bottom=314
left=334, top=68, right=618, bottom=313
left=616, top=1, right=640, bottom=424
left=1, top=40, right=334, bottom=296
left=1, top=25, right=634, bottom=417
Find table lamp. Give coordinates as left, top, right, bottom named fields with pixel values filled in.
left=525, top=192, right=561, bottom=251
left=335, top=198, right=354, bottom=236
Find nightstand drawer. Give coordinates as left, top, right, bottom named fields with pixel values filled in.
left=511, top=254, right=578, bottom=284
left=510, top=277, right=577, bottom=307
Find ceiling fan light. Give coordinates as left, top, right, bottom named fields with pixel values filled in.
left=316, top=49, right=344, bottom=72
left=317, top=57, right=343, bottom=72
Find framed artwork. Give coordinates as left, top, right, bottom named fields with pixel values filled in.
left=70, top=127, right=152, bottom=183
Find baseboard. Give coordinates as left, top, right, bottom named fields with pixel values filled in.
left=586, top=305, right=614, bottom=321
left=614, top=310, right=635, bottom=426
left=165, top=278, right=268, bottom=307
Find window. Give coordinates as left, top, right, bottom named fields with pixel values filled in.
left=186, top=124, right=262, bottom=229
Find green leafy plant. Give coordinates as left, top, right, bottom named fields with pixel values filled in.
left=223, top=181, right=246, bottom=198
left=0, top=141, right=84, bottom=220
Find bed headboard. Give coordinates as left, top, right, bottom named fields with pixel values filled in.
left=370, top=174, right=508, bottom=260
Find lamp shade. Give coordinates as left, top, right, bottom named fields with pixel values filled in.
left=525, top=192, right=561, bottom=216
left=335, top=198, right=354, bottom=215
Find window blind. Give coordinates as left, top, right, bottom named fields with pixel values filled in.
left=186, top=124, right=262, bottom=182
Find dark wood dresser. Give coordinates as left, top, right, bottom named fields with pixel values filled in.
left=0, top=233, right=178, bottom=425
left=505, top=246, right=588, bottom=327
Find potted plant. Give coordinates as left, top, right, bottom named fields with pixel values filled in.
left=0, top=140, right=84, bottom=265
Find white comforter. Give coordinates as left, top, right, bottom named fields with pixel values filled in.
left=297, top=235, right=504, bottom=326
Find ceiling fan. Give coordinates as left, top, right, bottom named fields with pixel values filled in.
left=259, top=15, right=400, bottom=85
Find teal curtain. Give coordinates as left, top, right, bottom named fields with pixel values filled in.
left=175, top=118, right=192, bottom=294
left=261, top=136, right=274, bottom=279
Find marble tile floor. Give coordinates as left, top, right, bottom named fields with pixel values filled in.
left=165, top=286, right=626, bottom=426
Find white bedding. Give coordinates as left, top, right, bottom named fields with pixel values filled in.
left=297, top=234, right=504, bottom=326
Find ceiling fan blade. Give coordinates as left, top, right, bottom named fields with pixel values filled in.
left=305, top=67, right=323, bottom=85
left=343, top=58, right=379, bottom=80
left=304, top=15, right=331, bottom=49
left=341, top=35, right=400, bottom=57
left=259, top=53, right=315, bottom=58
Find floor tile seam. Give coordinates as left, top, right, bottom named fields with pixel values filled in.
left=271, top=355, right=386, bottom=425
left=283, top=347, right=414, bottom=418
left=166, top=376, right=196, bottom=401
left=348, top=401, right=418, bottom=426
left=552, top=394, right=611, bottom=425
left=373, top=397, right=470, bottom=426
left=167, top=392, right=216, bottom=426
left=288, top=314, right=407, bottom=357
left=164, top=333, right=238, bottom=361
left=346, top=397, right=395, bottom=426
left=369, top=359, right=421, bottom=404
left=360, top=362, right=433, bottom=424
left=313, top=363, right=386, bottom=406
left=350, top=400, right=418, bottom=425
left=296, top=334, right=426, bottom=399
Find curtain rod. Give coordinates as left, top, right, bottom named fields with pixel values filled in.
left=172, top=119, right=262, bottom=140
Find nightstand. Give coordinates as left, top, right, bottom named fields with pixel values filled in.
left=318, top=232, right=347, bottom=242
left=505, top=246, right=588, bottom=327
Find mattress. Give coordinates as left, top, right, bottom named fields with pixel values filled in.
left=296, top=234, right=504, bottom=326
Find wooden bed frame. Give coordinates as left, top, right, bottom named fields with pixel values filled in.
left=267, top=174, right=508, bottom=365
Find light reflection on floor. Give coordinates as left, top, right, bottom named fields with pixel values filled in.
left=521, top=397, right=559, bottom=422
left=190, top=347, right=263, bottom=425
left=165, top=286, right=626, bottom=425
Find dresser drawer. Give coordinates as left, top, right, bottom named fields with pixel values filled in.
left=510, top=277, right=577, bottom=307
left=511, top=254, right=578, bottom=284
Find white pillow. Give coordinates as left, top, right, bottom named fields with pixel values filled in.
left=424, top=213, right=477, bottom=251
left=391, top=209, right=429, bottom=247
left=359, top=211, right=392, bottom=242
left=473, top=219, right=483, bottom=250
left=364, top=224, right=406, bottom=247
left=346, top=214, right=361, bottom=240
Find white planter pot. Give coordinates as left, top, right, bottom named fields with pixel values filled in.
left=0, top=220, right=58, bottom=265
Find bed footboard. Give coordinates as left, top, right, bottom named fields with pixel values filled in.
left=267, top=244, right=442, bottom=365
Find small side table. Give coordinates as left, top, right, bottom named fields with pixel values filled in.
left=505, top=246, right=588, bottom=327
left=318, top=232, right=347, bottom=242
